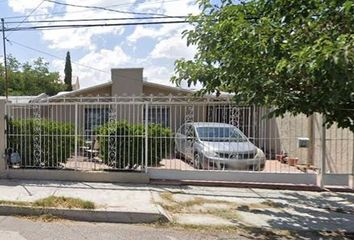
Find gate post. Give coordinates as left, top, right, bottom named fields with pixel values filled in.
left=144, top=102, right=149, bottom=173
left=0, top=99, right=6, bottom=177
left=74, top=103, right=78, bottom=170
left=317, top=115, right=326, bottom=189
left=349, top=132, right=354, bottom=190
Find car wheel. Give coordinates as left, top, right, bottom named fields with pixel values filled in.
left=193, top=153, right=203, bottom=169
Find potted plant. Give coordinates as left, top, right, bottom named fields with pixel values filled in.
left=287, top=157, right=299, bottom=166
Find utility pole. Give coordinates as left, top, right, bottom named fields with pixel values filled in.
left=1, top=18, right=8, bottom=100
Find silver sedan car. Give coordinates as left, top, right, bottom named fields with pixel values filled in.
left=175, top=122, right=266, bottom=171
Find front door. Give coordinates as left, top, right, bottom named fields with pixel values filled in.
left=84, top=108, right=109, bottom=140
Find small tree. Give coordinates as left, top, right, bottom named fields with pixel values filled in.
left=64, top=51, right=72, bottom=91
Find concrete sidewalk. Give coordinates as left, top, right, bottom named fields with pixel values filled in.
left=0, top=180, right=166, bottom=223
left=0, top=179, right=354, bottom=234
left=153, top=185, right=354, bottom=233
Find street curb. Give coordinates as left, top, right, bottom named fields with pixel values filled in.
left=156, top=204, right=173, bottom=222
left=0, top=205, right=170, bottom=224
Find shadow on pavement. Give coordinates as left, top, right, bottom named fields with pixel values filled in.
left=235, top=191, right=354, bottom=239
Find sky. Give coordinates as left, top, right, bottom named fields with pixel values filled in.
left=0, top=0, right=200, bottom=89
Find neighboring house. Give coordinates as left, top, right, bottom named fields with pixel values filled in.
left=5, top=68, right=353, bottom=174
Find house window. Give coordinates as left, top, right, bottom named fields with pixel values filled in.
left=84, top=108, right=109, bottom=138
left=144, top=107, right=170, bottom=127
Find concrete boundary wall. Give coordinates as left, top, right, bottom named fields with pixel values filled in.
left=4, top=169, right=149, bottom=184
left=147, top=169, right=318, bottom=185
left=1, top=168, right=353, bottom=189
left=322, top=174, right=349, bottom=186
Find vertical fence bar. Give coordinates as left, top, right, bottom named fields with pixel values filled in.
left=144, top=102, right=149, bottom=173
left=74, top=103, right=78, bottom=170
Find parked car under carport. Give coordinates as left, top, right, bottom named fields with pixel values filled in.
left=174, top=122, right=266, bottom=171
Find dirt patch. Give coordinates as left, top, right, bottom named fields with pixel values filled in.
left=149, top=221, right=354, bottom=240
left=17, top=214, right=65, bottom=223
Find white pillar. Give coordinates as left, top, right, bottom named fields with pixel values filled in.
left=0, top=99, right=7, bottom=177
left=349, top=132, right=354, bottom=190
left=317, top=114, right=326, bottom=189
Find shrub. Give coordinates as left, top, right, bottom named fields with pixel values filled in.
left=98, top=121, right=173, bottom=168
left=7, top=119, right=76, bottom=168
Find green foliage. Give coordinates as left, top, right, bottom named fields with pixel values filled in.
left=98, top=121, right=173, bottom=168
left=0, top=55, right=66, bottom=96
left=173, top=0, right=354, bottom=131
left=64, top=51, right=72, bottom=91
left=7, top=119, right=75, bottom=168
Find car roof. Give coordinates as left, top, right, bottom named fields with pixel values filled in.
left=186, top=122, right=235, bottom=128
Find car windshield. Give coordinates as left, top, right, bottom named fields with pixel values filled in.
left=196, top=126, right=247, bottom=142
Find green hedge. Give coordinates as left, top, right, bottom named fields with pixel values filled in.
left=98, top=121, right=172, bottom=168
left=7, top=119, right=76, bottom=168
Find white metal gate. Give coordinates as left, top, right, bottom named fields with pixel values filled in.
left=4, top=96, right=354, bottom=186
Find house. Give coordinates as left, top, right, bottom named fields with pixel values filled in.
left=5, top=68, right=353, bottom=174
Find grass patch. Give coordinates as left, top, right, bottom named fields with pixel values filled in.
left=33, top=196, right=95, bottom=209
left=0, top=196, right=95, bottom=210
left=0, top=200, right=31, bottom=207
left=159, top=192, right=232, bottom=213
left=160, top=192, right=175, bottom=203
left=205, top=208, right=241, bottom=221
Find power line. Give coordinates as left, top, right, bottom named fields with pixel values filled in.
left=6, top=0, right=45, bottom=38
left=6, top=16, right=187, bottom=24
left=44, top=0, right=170, bottom=17
left=6, top=39, right=162, bottom=91
left=7, top=39, right=109, bottom=74
left=3, top=0, right=181, bottom=19
left=5, top=20, right=190, bottom=32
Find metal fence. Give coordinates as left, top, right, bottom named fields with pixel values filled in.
left=5, top=96, right=354, bottom=175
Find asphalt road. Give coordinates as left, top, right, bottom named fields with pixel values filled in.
left=0, top=216, right=241, bottom=240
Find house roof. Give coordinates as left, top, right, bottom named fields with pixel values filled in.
left=143, top=81, right=194, bottom=94
left=49, top=81, right=112, bottom=99
left=48, top=80, right=194, bottom=99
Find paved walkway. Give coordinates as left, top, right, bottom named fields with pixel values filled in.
left=63, top=156, right=310, bottom=173
left=154, top=185, right=354, bottom=232
left=0, top=180, right=353, bottom=234
left=157, top=159, right=311, bottom=173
